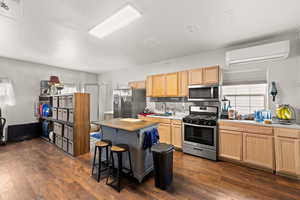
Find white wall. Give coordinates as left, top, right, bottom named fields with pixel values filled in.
left=98, top=32, right=300, bottom=123
left=0, top=57, right=98, bottom=128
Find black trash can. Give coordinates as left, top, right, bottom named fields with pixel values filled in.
left=151, top=143, right=174, bottom=190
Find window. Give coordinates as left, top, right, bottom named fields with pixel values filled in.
left=222, top=84, right=267, bottom=115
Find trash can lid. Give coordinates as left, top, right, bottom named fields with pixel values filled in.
left=151, top=143, right=174, bottom=153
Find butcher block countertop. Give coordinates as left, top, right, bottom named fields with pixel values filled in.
left=97, top=118, right=159, bottom=132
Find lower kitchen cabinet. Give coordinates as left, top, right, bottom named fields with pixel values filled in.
left=275, top=128, right=300, bottom=176
left=243, top=133, right=275, bottom=170
left=275, top=137, right=300, bottom=176
left=171, top=124, right=182, bottom=148
left=219, top=121, right=300, bottom=179
left=219, top=130, right=243, bottom=161
left=158, top=123, right=171, bottom=144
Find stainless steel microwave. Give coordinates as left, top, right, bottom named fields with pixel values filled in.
left=188, top=85, right=219, bottom=101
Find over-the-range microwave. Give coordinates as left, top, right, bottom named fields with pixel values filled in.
left=188, top=85, right=219, bottom=101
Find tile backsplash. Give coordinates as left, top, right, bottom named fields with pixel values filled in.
left=146, top=97, right=220, bottom=115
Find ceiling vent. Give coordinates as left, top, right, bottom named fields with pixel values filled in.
left=0, top=0, right=22, bottom=19
left=225, top=40, right=290, bottom=66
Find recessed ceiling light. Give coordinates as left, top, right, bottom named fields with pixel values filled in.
left=89, top=5, right=141, bottom=39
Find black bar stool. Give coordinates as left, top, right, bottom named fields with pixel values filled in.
left=106, top=144, right=133, bottom=192
left=91, top=139, right=112, bottom=182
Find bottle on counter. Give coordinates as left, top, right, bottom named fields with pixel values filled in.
left=228, top=108, right=236, bottom=120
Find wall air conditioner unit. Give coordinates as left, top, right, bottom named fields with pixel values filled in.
left=225, top=40, right=290, bottom=66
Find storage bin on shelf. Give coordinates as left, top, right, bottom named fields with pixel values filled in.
left=52, top=108, right=58, bottom=120
left=53, top=96, right=59, bottom=108
left=62, top=109, right=68, bottom=121
left=55, top=135, right=63, bottom=148
left=53, top=122, right=63, bottom=137
left=68, top=109, right=74, bottom=123
left=62, top=137, right=68, bottom=152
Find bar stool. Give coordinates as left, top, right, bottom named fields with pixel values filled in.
left=106, top=144, right=133, bottom=192
left=91, top=139, right=112, bottom=182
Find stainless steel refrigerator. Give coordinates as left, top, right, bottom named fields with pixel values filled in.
left=113, top=88, right=146, bottom=118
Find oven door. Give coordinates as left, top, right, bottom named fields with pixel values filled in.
left=183, top=123, right=217, bottom=150
left=188, top=85, right=219, bottom=101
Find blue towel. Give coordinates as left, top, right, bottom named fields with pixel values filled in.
left=143, top=128, right=159, bottom=149
left=91, top=132, right=102, bottom=140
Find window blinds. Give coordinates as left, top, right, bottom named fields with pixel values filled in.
left=222, top=67, right=267, bottom=85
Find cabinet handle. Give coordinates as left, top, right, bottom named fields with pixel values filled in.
left=193, top=147, right=203, bottom=151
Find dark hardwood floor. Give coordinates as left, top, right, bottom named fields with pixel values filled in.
left=1, top=139, right=300, bottom=200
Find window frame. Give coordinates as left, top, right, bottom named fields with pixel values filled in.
left=222, top=83, right=268, bottom=115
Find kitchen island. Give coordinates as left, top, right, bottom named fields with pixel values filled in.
left=97, top=118, right=159, bottom=183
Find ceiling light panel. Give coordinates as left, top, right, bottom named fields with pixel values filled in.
left=89, top=5, right=141, bottom=39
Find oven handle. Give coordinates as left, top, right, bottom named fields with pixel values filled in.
left=183, top=123, right=216, bottom=129
left=193, top=147, right=204, bottom=151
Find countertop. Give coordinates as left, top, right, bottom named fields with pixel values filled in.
left=142, top=114, right=186, bottom=120
left=97, top=118, right=159, bottom=132
left=219, top=119, right=300, bottom=130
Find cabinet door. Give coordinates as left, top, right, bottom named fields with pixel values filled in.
left=179, top=71, right=188, bottom=96
left=203, top=66, right=219, bottom=85
left=129, top=81, right=146, bottom=89
left=219, top=130, right=243, bottom=161
left=128, top=82, right=137, bottom=88
left=243, top=133, right=274, bottom=169
left=146, top=76, right=153, bottom=97
left=188, top=68, right=203, bottom=85
left=152, top=74, right=165, bottom=97
left=158, top=123, right=171, bottom=144
left=165, top=72, right=179, bottom=97
left=275, top=137, right=300, bottom=176
left=172, top=125, right=182, bottom=148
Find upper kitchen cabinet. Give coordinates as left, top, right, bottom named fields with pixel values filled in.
left=188, top=66, right=220, bottom=85
left=179, top=71, right=188, bottom=96
left=188, top=68, right=203, bottom=85
left=129, top=80, right=146, bottom=89
left=146, top=76, right=153, bottom=97
left=152, top=74, right=165, bottom=97
left=203, top=66, right=219, bottom=85
left=165, top=72, right=179, bottom=97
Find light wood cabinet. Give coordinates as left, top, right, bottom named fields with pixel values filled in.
left=203, top=66, right=219, bottom=85
left=275, top=137, right=300, bottom=176
left=219, top=121, right=300, bottom=178
left=165, top=72, right=179, bottom=97
left=219, top=130, right=243, bottom=161
left=138, top=116, right=182, bottom=148
left=158, top=123, right=171, bottom=144
left=243, top=133, right=274, bottom=169
left=146, top=76, right=153, bottom=97
left=145, top=65, right=219, bottom=97
left=188, top=68, right=203, bottom=85
left=129, top=81, right=146, bottom=89
left=179, top=71, right=188, bottom=96
left=171, top=120, right=182, bottom=148
left=152, top=74, right=165, bottom=97
left=275, top=128, right=300, bottom=177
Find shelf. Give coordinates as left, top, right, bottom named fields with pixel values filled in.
left=39, top=116, right=73, bottom=126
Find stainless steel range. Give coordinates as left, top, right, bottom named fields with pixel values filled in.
left=182, top=106, right=218, bottom=161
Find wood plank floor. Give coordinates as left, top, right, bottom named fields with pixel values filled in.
left=1, top=139, right=300, bottom=200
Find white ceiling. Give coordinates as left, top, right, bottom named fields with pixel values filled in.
left=0, top=0, right=300, bottom=73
